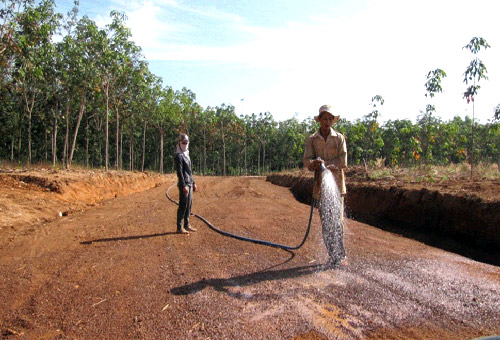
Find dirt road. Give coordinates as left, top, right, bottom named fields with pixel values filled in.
left=1, top=176, right=499, bottom=339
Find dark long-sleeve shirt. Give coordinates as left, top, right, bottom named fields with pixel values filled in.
left=174, top=152, right=194, bottom=187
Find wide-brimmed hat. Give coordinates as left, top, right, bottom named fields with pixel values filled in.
left=314, top=104, right=340, bottom=123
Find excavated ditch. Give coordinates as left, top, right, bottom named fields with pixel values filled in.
left=267, top=173, right=500, bottom=266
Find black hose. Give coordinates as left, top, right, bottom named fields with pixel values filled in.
left=165, top=178, right=316, bottom=250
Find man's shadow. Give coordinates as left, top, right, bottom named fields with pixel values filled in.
left=171, top=257, right=334, bottom=300
left=80, top=231, right=178, bottom=245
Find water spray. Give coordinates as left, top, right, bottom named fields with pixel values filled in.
left=165, top=158, right=344, bottom=259
left=316, top=161, right=346, bottom=263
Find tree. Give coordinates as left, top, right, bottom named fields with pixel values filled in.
left=253, top=112, right=275, bottom=174
left=0, top=0, right=29, bottom=68
left=365, top=118, right=422, bottom=167
left=42, top=0, right=79, bottom=167
left=197, top=107, right=217, bottom=174
left=105, top=11, right=142, bottom=170
left=178, top=87, right=197, bottom=132
left=153, top=86, right=181, bottom=173
left=215, top=104, right=236, bottom=176
left=124, top=60, right=155, bottom=171
left=12, top=0, right=61, bottom=165
left=462, top=37, right=490, bottom=177
left=130, top=64, right=160, bottom=172
left=425, top=69, right=446, bottom=99
left=417, top=108, right=441, bottom=164
left=66, top=16, right=100, bottom=168
left=360, top=95, right=385, bottom=166
left=421, top=68, right=446, bottom=164
left=272, top=118, right=306, bottom=171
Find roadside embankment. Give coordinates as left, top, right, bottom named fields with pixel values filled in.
left=0, top=169, right=173, bottom=231
left=267, top=173, right=500, bottom=263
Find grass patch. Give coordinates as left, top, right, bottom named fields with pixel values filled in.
left=367, top=162, right=500, bottom=182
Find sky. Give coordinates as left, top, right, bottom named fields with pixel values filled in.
left=55, top=0, right=500, bottom=124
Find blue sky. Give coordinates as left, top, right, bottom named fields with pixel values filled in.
left=55, top=0, right=500, bottom=124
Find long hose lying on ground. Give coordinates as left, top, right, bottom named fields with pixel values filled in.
left=165, top=177, right=317, bottom=250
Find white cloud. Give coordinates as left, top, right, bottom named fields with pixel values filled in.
left=126, top=2, right=185, bottom=51
left=102, top=0, right=500, bottom=122
left=231, top=0, right=500, bottom=122
left=180, top=4, right=244, bottom=22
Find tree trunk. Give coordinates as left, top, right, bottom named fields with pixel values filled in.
left=160, top=131, right=164, bottom=174
left=141, top=120, right=146, bottom=172
left=16, top=100, right=23, bottom=161
left=52, top=112, right=58, bottom=166
left=216, top=151, right=220, bottom=175
left=85, top=116, right=89, bottom=167
left=244, top=134, right=247, bottom=175
left=10, top=134, right=14, bottom=161
left=258, top=146, right=261, bottom=174
left=68, top=86, right=87, bottom=168
left=262, top=141, right=266, bottom=174
left=119, top=126, right=123, bottom=170
left=115, top=105, right=120, bottom=170
left=203, top=125, right=207, bottom=174
left=17, top=123, right=22, bottom=161
left=221, top=123, right=226, bottom=176
left=105, top=84, right=109, bottom=171
left=22, top=88, right=35, bottom=166
left=471, top=99, right=475, bottom=178
left=129, top=135, right=133, bottom=171
left=269, top=150, right=272, bottom=173
left=128, top=139, right=133, bottom=171
left=222, top=137, right=226, bottom=176
left=44, top=131, right=48, bottom=162
left=198, top=146, right=201, bottom=173
left=63, top=101, right=70, bottom=169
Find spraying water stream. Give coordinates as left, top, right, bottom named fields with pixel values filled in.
left=317, top=168, right=346, bottom=264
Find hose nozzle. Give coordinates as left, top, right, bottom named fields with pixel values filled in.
left=316, top=157, right=327, bottom=172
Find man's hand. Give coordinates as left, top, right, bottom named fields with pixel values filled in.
left=308, top=159, right=324, bottom=171
left=183, top=186, right=189, bottom=196
left=193, top=183, right=198, bottom=192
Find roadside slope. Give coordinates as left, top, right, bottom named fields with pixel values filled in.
left=0, top=169, right=172, bottom=234
left=267, top=171, right=500, bottom=266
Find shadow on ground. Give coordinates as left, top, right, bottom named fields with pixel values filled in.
left=80, top=231, right=178, bottom=244
left=171, top=262, right=339, bottom=299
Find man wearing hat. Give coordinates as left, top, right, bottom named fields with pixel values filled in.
left=304, top=104, right=347, bottom=194
left=303, top=104, right=348, bottom=264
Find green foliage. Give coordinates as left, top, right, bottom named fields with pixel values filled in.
left=462, top=37, right=490, bottom=103
left=461, top=37, right=491, bottom=176
left=345, top=95, right=386, bottom=165
left=425, top=69, right=446, bottom=98
left=1, top=5, right=500, bottom=175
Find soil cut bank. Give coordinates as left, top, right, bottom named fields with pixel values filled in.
left=267, top=168, right=500, bottom=266
left=0, top=168, right=170, bottom=233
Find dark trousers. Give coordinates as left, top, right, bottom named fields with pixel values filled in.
left=177, top=185, right=192, bottom=230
